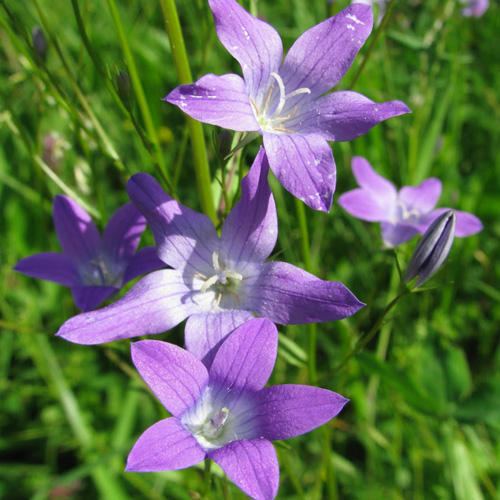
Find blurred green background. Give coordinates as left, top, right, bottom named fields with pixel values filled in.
left=1, top=0, right=499, bottom=498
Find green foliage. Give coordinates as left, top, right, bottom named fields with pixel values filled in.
left=1, top=0, right=499, bottom=498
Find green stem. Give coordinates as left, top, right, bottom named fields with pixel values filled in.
left=204, top=459, right=212, bottom=497
left=294, top=199, right=318, bottom=384
left=21, top=335, right=127, bottom=499
left=348, top=0, right=397, bottom=89
left=106, top=0, right=170, bottom=184
left=333, top=288, right=408, bottom=374
left=160, top=0, right=217, bottom=223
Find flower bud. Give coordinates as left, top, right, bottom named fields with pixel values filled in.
left=405, top=210, right=456, bottom=287
left=116, top=69, right=131, bottom=104
left=32, top=26, right=48, bottom=62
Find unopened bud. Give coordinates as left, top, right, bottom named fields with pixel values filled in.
left=405, top=210, right=456, bottom=287
left=217, top=130, right=233, bottom=160
left=32, top=26, right=48, bottom=62
left=116, top=70, right=131, bottom=104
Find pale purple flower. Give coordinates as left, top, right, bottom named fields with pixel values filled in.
left=462, top=0, right=489, bottom=17
left=15, top=196, right=164, bottom=311
left=166, top=1, right=410, bottom=212
left=338, top=156, right=483, bottom=247
left=126, top=318, right=348, bottom=500
left=56, top=149, right=363, bottom=363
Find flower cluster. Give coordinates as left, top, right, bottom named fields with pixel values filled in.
left=14, top=1, right=483, bottom=499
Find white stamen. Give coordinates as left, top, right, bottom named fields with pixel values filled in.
left=270, top=72, right=287, bottom=116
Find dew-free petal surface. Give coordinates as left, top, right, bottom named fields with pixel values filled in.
left=256, top=385, right=348, bottom=440
left=209, top=439, right=279, bottom=500
left=209, top=318, right=278, bottom=394
left=14, top=252, right=79, bottom=287
left=131, top=340, right=209, bottom=416
left=57, top=270, right=196, bottom=344
left=184, top=309, right=254, bottom=367
left=247, top=261, right=364, bottom=324
left=127, top=173, right=218, bottom=274
left=126, top=418, right=205, bottom=472
left=221, top=148, right=277, bottom=265
left=52, top=195, right=100, bottom=263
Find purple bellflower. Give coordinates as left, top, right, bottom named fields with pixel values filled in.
left=166, top=1, right=410, bottom=212
left=338, top=156, right=483, bottom=247
left=57, top=149, right=363, bottom=364
left=126, top=318, right=348, bottom=500
left=462, top=0, right=489, bottom=17
left=15, top=196, right=164, bottom=311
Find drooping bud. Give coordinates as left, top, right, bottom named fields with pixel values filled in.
left=115, top=69, right=131, bottom=104
left=405, top=210, right=456, bottom=287
left=32, top=26, right=48, bottom=62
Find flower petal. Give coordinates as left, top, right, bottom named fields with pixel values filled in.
left=208, top=0, right=283, bottom=98
left=123, top=246, right=166, bottom=283
left=313, top=92, right=410, bottom=141
left=338, top=188, right=393, bottom=222
left=127, top=173, right=218, bottom=274
left=281, top=4, right=373, bottom=98
left=399, top=178, right=441, bottom=214
left=102, top=203, right=146, bottom=262
left=126, top=417, right=205, bottom=472
left=184, top=310, right=254, bottom=367
left=381, top=222, right=419, bottom=247
left=53, top=195, right=101, bottom=263
left=351, top=155, right=397, bottom=201
left=246, top=261, right=364, bottom=324
left=263, top=133, right=335, bottom=212
left=209, top=439, right=279, bottom=500
left=166, top=74, right=259, bottom=132
left=221, top=148, right=277, bottom=266
left=131, top=340, right=209, bottom=416
left=209, top=318, right=277, bottom=393
left=256, top=385, right=348, bottom=440
left=420, top=209, right=483, bottom=238
left=71, top=285, right=118, bottom=312
left=14, top=252, right=79, bottom=287
left=56, top=270, right=195, bottom=345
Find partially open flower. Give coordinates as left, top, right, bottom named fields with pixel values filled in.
left=405, top=210, right=456, bottom=287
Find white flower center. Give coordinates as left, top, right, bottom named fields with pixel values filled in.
left=250, top=72, right=311, bottom=134
left=195, top=252, right=243, bottom=309
left=181, top=387, right=258, bottom=450
left=396, top=200, right=421, bottom=223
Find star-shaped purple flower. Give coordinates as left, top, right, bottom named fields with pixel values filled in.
left=338, top=156, right=483, bottom=247
left=462, top=0, right=489, bottom=17
left=126, top=318, right=348, bottom=500
left=57, top=149, right=363, bottom=363
left=15, top=196, right=164, bottom=311
left=166, top=1, right=410, bottom=212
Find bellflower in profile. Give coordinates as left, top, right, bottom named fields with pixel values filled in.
left=15, top=196, right=164, bottom=311
left=461, top=0, right=489, bottom=17
left=338, top=156, right=483, bottom=247
left=57, top=149, right=363, bottom=363
left=405, top=210, right=456, bottom=287
left=126, top=318, right=348, bottom=500
left=166, top=1, right=410, bottom=212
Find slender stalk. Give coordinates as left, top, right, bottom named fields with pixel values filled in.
left=160, top=0, right=217, bottom=223
left=294, top=199, right=318, bottom=384
left=333, top=288, right=408, bottom=374
left=105, top=0, right=170, bottom=185
left=348, top=0, right=397, bottom=89
left=21, top=335, right=127, bottom=499
left=204, top=459, right=212, bottom=497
